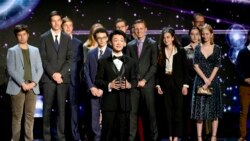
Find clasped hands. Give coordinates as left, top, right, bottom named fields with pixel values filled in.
left=21, top=82, right=36, bottom=91
left=202, top=77, right=212, bottom=89
left=109, top=78, right=131, bottom=90
left=52, top=72, right=63, bottom=84
left=90, top=87, right=103, bottom=97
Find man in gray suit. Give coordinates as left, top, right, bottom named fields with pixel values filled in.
left=127, top=19, right=158, bottom=141
left=39, top=11, right=72, bottom=141
left=6, top=24, right=43, bottom=141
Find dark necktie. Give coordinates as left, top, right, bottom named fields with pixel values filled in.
left=55, top=35, right=59, bottom=51
left=112, top=55, right=123, bottom=61
left=98, top=49, right=103, bottom=59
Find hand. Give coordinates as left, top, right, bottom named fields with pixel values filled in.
left=204, top=78, right=211, bottom=86
left=182, top=86, right=188, bottom=95
left=56, top=78, right=63, bottom=84
left=26, top=82, right=36, bottom=90
left=52, top=72, right=62, bottom=84
left=137, top=79, right=146, bottom=88
left=157, top=87, right=163, bottom=95
left=96, top=89, right=103, bottom=97
left=109, top=79, right=121, bottom=90
left=21, top=82, right=29, bottom=91
left=121, top=80, right=131, bottom=89
left=90, top=87, right=98, bottom=96
left=244, top=78, right=250, bottom=84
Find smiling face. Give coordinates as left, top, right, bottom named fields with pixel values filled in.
left=111, top=34, right=126, bottom=53
left=134, top=22, right=147, bottom=40
left=62, top=21, right=73, bottom=35
left=163, top=32, right=174, bottom=47
left=50, top=15, right=62, bottom=32
left=202, top=28, right=213, bottom=43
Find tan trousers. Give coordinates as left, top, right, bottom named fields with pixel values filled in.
left=11, top=90, right=37, bottom=141
left=239, top=86, right=250, bottom=139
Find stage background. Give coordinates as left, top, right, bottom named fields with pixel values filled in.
left=0, top=0, right=250, bottom=140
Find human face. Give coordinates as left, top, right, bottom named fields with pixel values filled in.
left=16, top=30, right=29, bottom=44
left=134, top=22, right=147, bottom=40
left=190, top=29, right=201, bottom=44
left=96, top=32, right=108, bottom=48
left=50, top=15, right=62, bottom=32
left=193, top=15, right=205, bottom=29
left=163, top=32, right=174, bottom=47
left=62, top=21, right=73, bottom=35
left=201, top=28, right=213, bottom=43
left=115, top=21, right=128, bottom=33
left=111, top=34, right=126, bottom=53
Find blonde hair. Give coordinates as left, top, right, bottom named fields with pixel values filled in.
left=83, top=23, right=103, bottom=47
left=201, top=24, right=214, bottom=45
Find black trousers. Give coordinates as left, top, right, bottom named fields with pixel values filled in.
left=162, top=75, right=183, bottom=137
left=42, top=82, right=68, bottom=141
left=101, top=110, right=129, bottom=141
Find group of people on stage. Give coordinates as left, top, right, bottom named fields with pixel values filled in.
left=5, top=10, right=250, bottom=141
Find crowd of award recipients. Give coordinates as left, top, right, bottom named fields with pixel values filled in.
left=5, top=10, right=250, bottom=141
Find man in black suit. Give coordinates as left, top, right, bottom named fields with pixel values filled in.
left=126, top=19, right=158, bottom=141
left=39, top=11, right=72, bottom=141
left=62, top=16, right=83, bottom=141
left=95, top=30, right=137, bottom=141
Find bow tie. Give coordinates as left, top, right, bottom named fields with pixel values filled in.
left=112, top=55, right=123, bottom=61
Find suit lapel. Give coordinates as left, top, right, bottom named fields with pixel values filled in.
left=94, top=48, right=98, bottom=61
left=139, top=38, right=150, bottom=60
left=48, top=32, right=58, bottom=53
left=132, top=42, right=138, bottom=59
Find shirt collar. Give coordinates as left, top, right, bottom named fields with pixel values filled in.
left=112, top=51, right=123, bottom=57
left=98, top=45, right=107, bottom=52
left=50, top=29, right=61, bottom=39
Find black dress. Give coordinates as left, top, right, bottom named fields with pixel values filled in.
left=191, top=44, right=223, bottom=120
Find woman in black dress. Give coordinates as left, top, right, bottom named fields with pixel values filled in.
left=190, top=24, right=223, bottom=141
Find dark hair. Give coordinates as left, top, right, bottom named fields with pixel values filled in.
left=188, top=26, right=201, bottom=35
left=193, top=12, right=205, bottom=21
left=14, top=24, right=29, bottom=37
left=109, top=30, right=127, bottom=42
left=134, top=19, right=147, bottom=28
left=158, top=27, right=181, bottom=66
left=93, top=28, right=109, bottom=40
left=49, top=10, right=62, bottom=22
left=62, top=16, right=73, bottom=25
left=115, top=18, right=127, bottom=26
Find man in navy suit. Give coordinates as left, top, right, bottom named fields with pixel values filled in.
left=62, top=16, right=83, bottom=141
left=39, top=11, right=72, bottom=141
left=84, top=28, right=112, bottom=141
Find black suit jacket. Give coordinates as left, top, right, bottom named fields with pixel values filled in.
left=95, top=55, right=137, bottom=112
left=70, top=36, right=83, bottom=86
left=126, top=37, right=158, bottom=87
left=39, top=30, right=72, bottom=83
left=157, top=48, right=189, bottom=90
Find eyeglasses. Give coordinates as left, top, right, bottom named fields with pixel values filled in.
left=96, top=36, right=108, bottom=40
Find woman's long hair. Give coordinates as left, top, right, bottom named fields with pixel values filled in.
left=201, top=24, right=214, bottom=45
left=158, top=27, right=181, bottom=66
